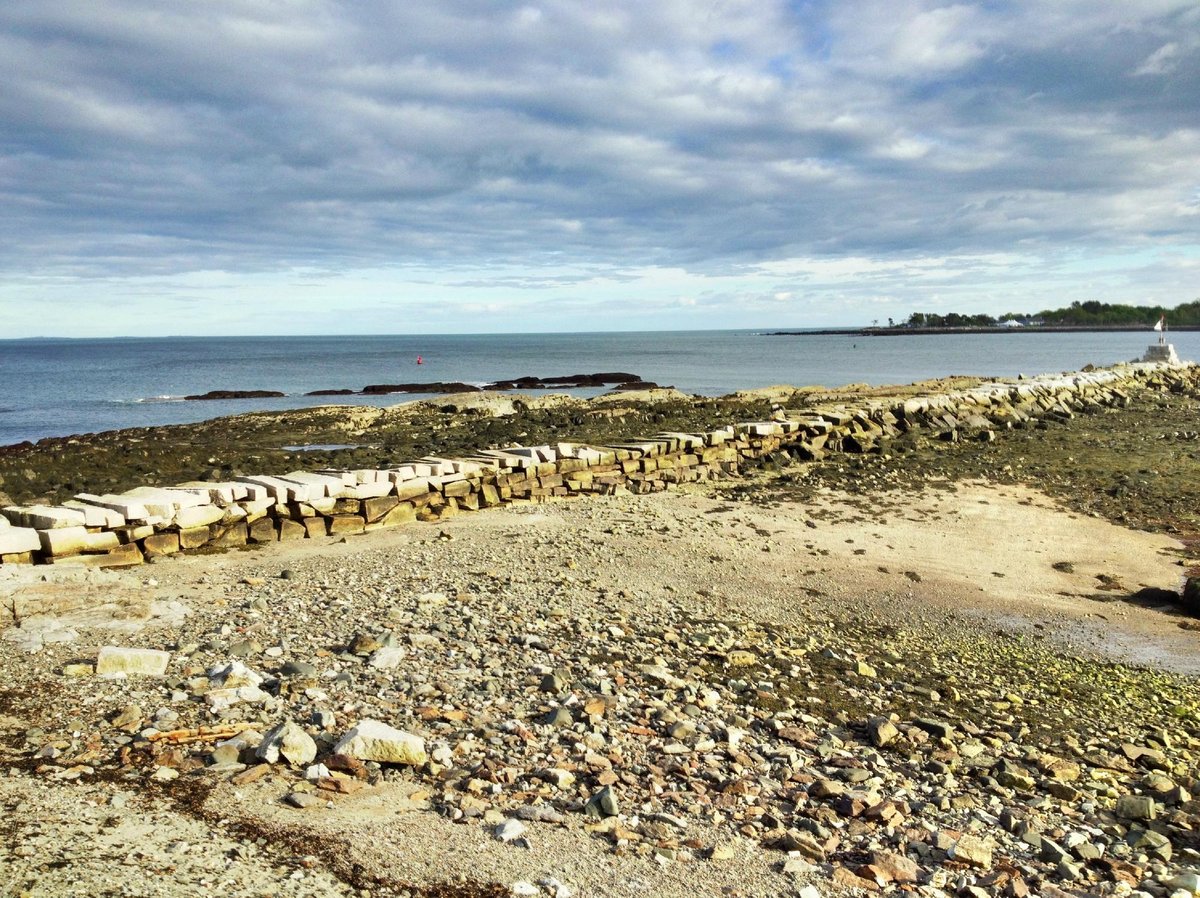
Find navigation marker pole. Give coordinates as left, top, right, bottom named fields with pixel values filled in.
left=1143, top=314, right=1179, bottom=363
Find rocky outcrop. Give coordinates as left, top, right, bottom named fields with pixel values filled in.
left=184, top=390, right=286, bottom=400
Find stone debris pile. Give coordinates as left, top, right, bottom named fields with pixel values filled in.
left=0, top=362, right=1185, bottom=574
left=5, top=502, right=1200, bottom=898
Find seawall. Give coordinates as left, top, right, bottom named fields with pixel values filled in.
left=0, top=361, right=1190, bottom=581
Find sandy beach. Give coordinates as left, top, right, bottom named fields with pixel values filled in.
left=3, top=370, right=1200, bottom=898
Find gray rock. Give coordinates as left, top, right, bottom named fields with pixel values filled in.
left=584, top=786, right=619, bottom=818
left=866, top=716, right=899, bottom=747
left=541, top=707, right=573, bottom=728
left=256, top=720, right=317, bottom=766
left=1115, top=794, right=1157, bottom=821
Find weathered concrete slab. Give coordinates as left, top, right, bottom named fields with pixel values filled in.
left=37, top=527, right=120, bottom=557
left=175, top=505, right=225, bottom=529
left=62, top=500, right=126, bottom=529
left=3, top=505, right=88, bottom=530
left=0, top=526, right=41, bottom=555
left=96, top=646, right=170, bottom=676
left=279, top=471, right=346, bottom=498
left=50, top=543, right=143, bottom=569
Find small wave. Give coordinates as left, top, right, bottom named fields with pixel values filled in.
left=107, top=395, right=187, bottom=405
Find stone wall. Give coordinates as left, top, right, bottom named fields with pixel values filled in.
left=0, top=362, right=1187, bottom=569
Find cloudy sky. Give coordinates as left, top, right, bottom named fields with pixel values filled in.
left=1, top=1, right=1198, bottom=336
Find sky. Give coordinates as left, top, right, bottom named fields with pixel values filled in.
left=1, top=0, right=1198, bottom=337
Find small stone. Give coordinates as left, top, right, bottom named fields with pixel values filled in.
left=367, top=646, right=407, bottom=670
left=281, top=660, right=318, bottom=678
left=109, top=704, right=143, bottom=731
left=1165, top=872, right=1200, bottom=893
left=287, top=792, right=322, bottom=809
left=1115, top=794, right=1157, bottom=820
left=541, top=707, right=573, bottom=728
left=227, top=639, right=261, bottom=658
left=951, top=834, right=993, bottom=869
left=333, top=719, right=427, bottom=765
left=869, top=850, right=920, bottom=883
left=866, top=716, right=898, bottom=747
left=257, top=720, right=318, bottom=766
left=584, top=785, right=619, bottom=818
left=772, top=830, right=826, bottom=862
left=914, top=718, right=954, bottom=740
left=348, top=633, right=382, bottom=656
left=495, top=819, right=527, bottom=843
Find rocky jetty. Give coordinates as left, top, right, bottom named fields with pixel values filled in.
left=0, top=362, right=1185, bottom=570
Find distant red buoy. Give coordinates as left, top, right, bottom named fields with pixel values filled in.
left=416, top=355, right=423, bottom=365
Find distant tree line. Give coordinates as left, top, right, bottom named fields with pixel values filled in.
left=896, top=299, right=1200, bottom=329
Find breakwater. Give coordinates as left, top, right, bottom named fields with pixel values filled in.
left=0, top=362, right=1189, bottom=571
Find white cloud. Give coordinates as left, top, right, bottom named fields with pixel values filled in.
left=1133, top=41, right=1181, bottom=75
left=0, top=0, right=1198, bottom=335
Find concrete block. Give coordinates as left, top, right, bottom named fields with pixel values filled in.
left=395, top=478, right=431, bottom=501
left=344, top=481, right=393, bottom=500
left=277, top=518, right=306, bottom=541
left=327, top=515, right=365, bottom=534
left=142, top=533, right=181, bottom=556
left=0, top=526, right=41, bottom=555
left=210, top=522, right=247, bottom=547
left=247, top=518, right=276, bottom=543
left=62, top=500, right=125, bottom=528
left=175, top=505, right=225, bottom=529
left=73, top=493, right=145, bottom=523
left=96, top=646, right=170, bottom=676
left=123, top=487, right=193, bottom=517
left=178, top=526, right=211, bottom=549
left=37, top=526, right=122, bottom=557
left=52, top=543, right=143, bottom=569
left=303, top=517, right=326, bottom=538
left=362, top=495, right=399, bottom=522
left=279, top=471, right=345, bottom=498
left=366, top=501, right=416, bottom=530
left=236, top=475, right=311, bottom=503
left=4, top=505, right=88, bottom=529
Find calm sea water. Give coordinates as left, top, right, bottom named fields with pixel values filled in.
left=0, top=330, right=1193, bottom=447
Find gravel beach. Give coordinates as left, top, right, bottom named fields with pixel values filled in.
left=3, top=374, right=1200, bottom=898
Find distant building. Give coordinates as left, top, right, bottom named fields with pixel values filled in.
left=1002, top=320, right=1023, bottom=328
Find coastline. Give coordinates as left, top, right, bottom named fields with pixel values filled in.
left=771, top=325, right=1200, bottom=337
left=3, top=361, right=1200, bottom=897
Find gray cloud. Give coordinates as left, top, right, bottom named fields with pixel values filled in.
left=1, top=0, right=1198, bottom=329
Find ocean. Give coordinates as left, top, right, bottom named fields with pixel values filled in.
left=0, top=329, right=1193, bottom=447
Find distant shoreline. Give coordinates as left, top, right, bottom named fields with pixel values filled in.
left=768, top=325, right=1200, bottom=337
